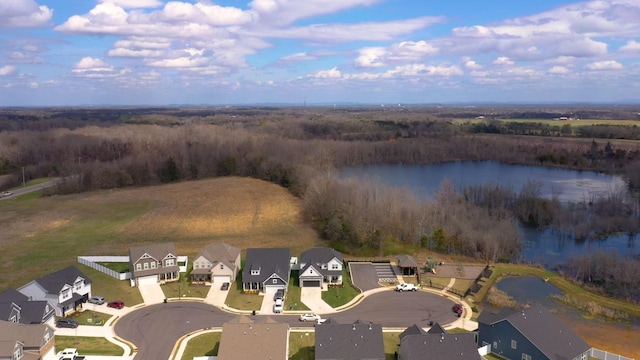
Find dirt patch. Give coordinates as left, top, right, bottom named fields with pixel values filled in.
left=422, top=264, right=486, bottom=280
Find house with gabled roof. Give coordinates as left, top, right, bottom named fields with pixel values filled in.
left=398, top=323, right=482, bottom=360
left=299, top=247, right=343, bottom=288
left=0, top=289, right=55, bottom=327
left=478, top=304, right=591, bottom=360
left=397, top=254, right=419, bottom=276
left=242, top=248, right=291, bottom=292
left=129, top=242, right=179, bottom=286
left=315, top=319, right=385, bottom=360
left=191, top=242, right=241, bottom=285
left=217, top=317, right=289, bottom=360
left=17, top=266, right=91, bottom=317
left=0, top=320, right=55, bottom=360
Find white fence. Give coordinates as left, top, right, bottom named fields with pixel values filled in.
left=78, top=256, right=131, bottom=280
left=477, top=344, right=491, bottom=356
left=591, top=348, right=634, bottom=360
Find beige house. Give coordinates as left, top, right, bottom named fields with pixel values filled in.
left=217, top=318, right=289, bottom=360
left=0, top=320, right=56, bottom=360
left=129, top=243, right=180, bottom=286
left=191, top=242, right=241, bottom=285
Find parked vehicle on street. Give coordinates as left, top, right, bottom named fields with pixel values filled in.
left=453, top=303, right=463, bottom=316
left=299, top=313, right=321, bottom=322
left=88, top=296, right=105, bottom=305
left=56, top=318, right=79, bottom=328
left=107, top=300, right=124, bottom=309
left=395, top=283, right=419, bottom=292
left=273, top=299, right=283, bottom=313
left=274, top=288, right=285, bottom=301
left=0, top=191, right=12, bottom=197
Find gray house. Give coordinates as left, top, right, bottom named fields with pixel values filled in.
left=129, top=242, right=180, bottom=286
left=398, top=323, right=482, bottom=360
left=242, top=248, right=291, bottom=292
left=0, top=288, right=56, bottom=327
left=478, top=304, right=591, bottom=360
left=299, top=247, right=343, bottom=288
left=315, top=320, right=385, bottom=360
left=17, top=266, right=92, bottom=317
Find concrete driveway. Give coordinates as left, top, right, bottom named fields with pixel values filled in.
left=205, top=283, right=229, bottom=307
left=300, top=287, right=333, bottom=314
left=138, top=283, right=165, bottom=304
left=260, top=288, right=278, bottom=314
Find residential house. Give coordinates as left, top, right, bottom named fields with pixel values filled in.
left=0, top=320, right=56, bottom=360
left=190, top=242, right=241, bottom=284
left=315, top=320, right=385, bottom=360
left=398, top=323, right=483, bottom=360
left=0, top=289, right=55, bottom=327
left=299, top=248, right=343, bottom=288
left=242, top=248, right=291, bottom=292
left=397, top=255, right=419, bottom=276
left=18, top=266, right=91, bottom=317
left=217, top=317, right=289, bottom=360
left=478, top=304, right=591, bottom=360
left=129, top=242, right=180, bottom=286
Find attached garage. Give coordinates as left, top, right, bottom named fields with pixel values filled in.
left=213, top=275, right=231, bottom=284
left=136, top=275, right=158, bottom=286
left=301, top=280, right=321, bottom=287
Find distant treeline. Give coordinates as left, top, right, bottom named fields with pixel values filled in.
left=467, top=120, right=640, bottom=140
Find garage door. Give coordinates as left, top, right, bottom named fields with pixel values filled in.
left=302, top=280, right=321, bottom=287
left=213, top=275, right=231, bottom=283
left=137, top=275, right=158, bottom=286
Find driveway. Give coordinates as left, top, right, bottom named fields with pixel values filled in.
left=300, top=287, right=333, bottom=314
left=260, top=287, right=278, bottom=314
left=204, top=283, right=229, bottom=307
left=138, top=283, right=165, bottom=304
left=349, top=263, right=383, bottom=291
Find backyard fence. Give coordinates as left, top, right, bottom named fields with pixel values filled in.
left=77, top=256, right=131, bottom=280
left=591, top=348, right=634, bottom=360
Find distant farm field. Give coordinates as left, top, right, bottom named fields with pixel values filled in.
left=454, top=118, right=640, bottom=127
left=0, top=177, right=324, bottom=290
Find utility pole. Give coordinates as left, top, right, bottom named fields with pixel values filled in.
left=22, top=167, right=25, bottom=187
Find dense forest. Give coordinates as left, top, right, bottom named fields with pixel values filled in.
left=2, top=105, right=640, bottom=301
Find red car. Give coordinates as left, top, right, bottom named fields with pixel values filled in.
left=453, top=304, right=463, bottom=316
left=107, top=300, right=125, bottom=309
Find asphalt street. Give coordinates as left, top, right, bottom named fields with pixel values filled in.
left=114, top=291, right=459, bottom=360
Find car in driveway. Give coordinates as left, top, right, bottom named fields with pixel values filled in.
left=220, top=282, right=229, bottom=291
left=56, top=318, right=79, bottom=328
left=107, top=300, right=125, bottom=309
left=273, top=299, right=283, bottom=314
left=88, top=296, right=105, bottom=305
left=274, top=288, right=285, bottom=301
left=299, top=313, right=321, bottom=322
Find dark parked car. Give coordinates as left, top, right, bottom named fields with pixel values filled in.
left=107, top=300, right=125, bottom=309
left=453, top=303, right=463, bottom=316
left=274, top=288, right=285, bottom=301
left=56, top=318, right=79, bottom=328
left=220, top=282, right=229, bottom=291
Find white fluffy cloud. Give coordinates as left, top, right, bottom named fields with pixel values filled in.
left=548, top=66, right=570, bottom=74
left=0, top=0, right=52, bottom=27
left=493, top=57, right=514, bottom=66
left=0, top=65, right=18, bottom=76
left=619, top=40, right=640, bottom=52
left=98, top=0, right=163, bottom=8
left=584, top=60, right=623, bottom=70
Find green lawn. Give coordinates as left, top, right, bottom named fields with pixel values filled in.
left=225, top=278, right=263, bottom=311
left=97, top=262, right=129, bottom=273
left=285, top=271, right=310, bottom=311
left=180, top=331, right=221, bottom=360
left=289, top=331, right=315, bottom=360
left=78, top=265, right=143, bottom=307
left=161, top=276, right=210, bottom=299
left=55, top=336, right=124, bottom=356
left=63, top=310, right=111, bottom=326
left=321, top=269, right=360, bottom=308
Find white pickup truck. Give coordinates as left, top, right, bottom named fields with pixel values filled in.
left=395, top=283, right=419, bottom=292
left=58, top=348, right=83, bottom=360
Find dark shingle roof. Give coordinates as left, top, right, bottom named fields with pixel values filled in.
left=400, top=333, right=482, bottom=360
left=0, top=289, right=28, bottom=304
left=0, top=289, right=52, bottom=325
left=315, top=320, right=385, bottom=360
left=427, top=322, right=446, bottom=334
left=299, top=247, right=343, bottom=277
left=397, top=254, right=419, bottom=268
left=129, top=242, right=177, bottom=263
left=33, top=266, right=91, bottom=294
left=481, top=305, right=591, bottom=359
left=242, top=248, right=291, bottom=284
left=400, top=324, right=428, bottom=340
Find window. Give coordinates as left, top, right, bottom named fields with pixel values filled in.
left=511, top=340, right=517, bottom=349
left=166, top=259, right=175, bottom=267
left=43, top=331, right=50, bottom=343
left=251, top=269, right=260, bottom=275
left=13, top=347, right=22, bottom=360
left=321, top=264, right=327, bottom=269
left=74, top=281, right=83, bottom=291
left=143, top=262, right=149, bottom=270
left=272, top=279, right=277, bottom=284
left=151, top=262, right=157, bottom=269
left=331, top=264, right=339, bottom=270
left=522, top=354, right=531, bottom=360
left=136, top=263, right=142, bottom=271
left=220, top=264, right=224, bottom=269
left=61, top=290, right=70, bottom=300
left=493, top=341, right=497, bottom=349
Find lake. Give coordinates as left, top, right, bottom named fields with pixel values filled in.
left=340, top=161, right=638, bottom=266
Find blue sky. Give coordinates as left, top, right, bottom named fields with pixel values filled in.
left=1, top=0, right=639, bottom=106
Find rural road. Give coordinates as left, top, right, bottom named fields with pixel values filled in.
left=0, top=178, right=60, bottom=200
left=114, top=291, right=459, bottom=360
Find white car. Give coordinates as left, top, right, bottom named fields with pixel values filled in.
left=57, top=348, right=79, bottom=360
left=299, top=313, right=321, bottom=322
left=395, top=283, right=419, bottom=292
left=0, top=191, right=13, bottom=197
left=273, top=299, right=284, bottom=314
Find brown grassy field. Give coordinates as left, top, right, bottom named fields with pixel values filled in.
left=0, top=177, right=325, bottom=289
